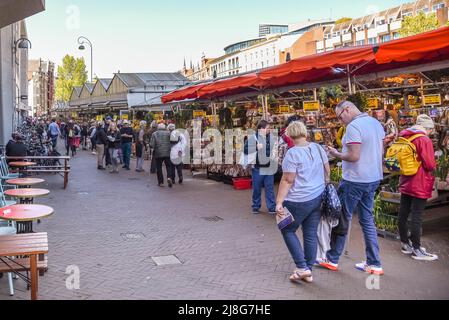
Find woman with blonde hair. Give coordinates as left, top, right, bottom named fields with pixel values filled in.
left=276, top=121, right=330, bottom=284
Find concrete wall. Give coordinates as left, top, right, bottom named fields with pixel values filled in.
left=0, top=24, right=14, bottom=146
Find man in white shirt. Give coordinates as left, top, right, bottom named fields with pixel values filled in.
left=319, top=101, right=385, bottom=276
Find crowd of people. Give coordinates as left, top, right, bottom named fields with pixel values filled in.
left=244, top=100, right=439, bottom=284
left=3, top=105, right=440, bottom=286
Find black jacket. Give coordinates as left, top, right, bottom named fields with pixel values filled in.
left=107, top=130, right=121, bottom=149
left=95, top=127, right=108, bottom=145
left=244, top=133, right=272, bottom=169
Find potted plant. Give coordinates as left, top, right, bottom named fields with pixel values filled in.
left=373, top=194, right=400, bottom=240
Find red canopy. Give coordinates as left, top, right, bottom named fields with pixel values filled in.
left=196, top=73, right=260, bottom=99
left=162, top=27, right=449, bottom=103
left=375, top=26, right=449, bottom=64
left=161, top=82, right=207, bottom=103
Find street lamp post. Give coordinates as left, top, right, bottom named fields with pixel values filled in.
left=77, top=36, right=93, bottom=83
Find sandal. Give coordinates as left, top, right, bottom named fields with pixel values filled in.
left=289, top=269, right=312, bottom=284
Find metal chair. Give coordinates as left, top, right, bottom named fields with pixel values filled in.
left=0, top=182, right=17, bottom=296
left=0, top=156, right=19, bottom=181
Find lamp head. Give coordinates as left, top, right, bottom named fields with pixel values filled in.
left=78, top=44, right=86, bottom=50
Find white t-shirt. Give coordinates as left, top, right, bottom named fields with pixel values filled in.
left=342, top=113, right=385, bottom=183
left=282, top=143, right=328, bottom=203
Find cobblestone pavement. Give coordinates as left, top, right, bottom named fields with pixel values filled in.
left=1, top=148, right=449, bottom=300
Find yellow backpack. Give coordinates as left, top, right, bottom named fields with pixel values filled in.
left=385, top=134, right=425, bottom=176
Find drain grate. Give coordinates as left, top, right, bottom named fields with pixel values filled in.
left=121, top=232, right=146, bottom=240
left=151, top=255, right=182, bottom=266
left=201, top=216, right=224, bottom=222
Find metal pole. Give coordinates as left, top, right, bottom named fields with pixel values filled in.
left=347, top=65, right=353, bottom=95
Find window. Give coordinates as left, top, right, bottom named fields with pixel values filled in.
left=368, top=37, right=377, bottom=44
left=261, top=62, right=264, bottom=68
left=432, top=3, right=445, bottom=11
left=393, top=32, right=400, bottom=40
left=380, top=34, right=390, bottom=43
left=356, top=40, right=365, bottom=46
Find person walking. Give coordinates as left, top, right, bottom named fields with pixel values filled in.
left=88, top=121, right=97, bottom=155
left=321, top=101, right=386, bottom=276
left=147, top=121, right=158, bottom=174
left=135, top=121, right=147, bottom=172
left=244, top=120, right=276, bottom=215
left=168, top=124, right=187, bottom=185
left=276, top=121, right=330, bottom=284
left=48, top=119, right=60, bottom=149
left=398, top=115, right=438, bottom=261
left=81, top=121, right=89, bottom=150
left=95, top=121, right=108, bottom=170
left=104, top=117, right=112, bottom=168
left=150, top=123, right=173, bottom=187
left=120, top=120, right=134, bottom=171
left=107, top=122, right=121, bottom=174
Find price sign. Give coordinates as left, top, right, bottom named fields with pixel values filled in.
left=303, top=101, right=320, bottom=111
left=121, top=114, right=129, bottom=120
left=193, top=110, right=206, bottom=118
left=367, top=98, right=379, bottom=109
left=96, top=115, right=103, bottom=121
left=278, top=105, right=291, bottom=113
left=423, top=94, right=441, bottom=106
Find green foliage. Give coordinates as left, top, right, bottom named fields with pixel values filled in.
left=335, top=17, right=352, bottom=25
left=318, top=86, right=344, bottom=106
left=435, top=151, right=449, bottom=180
left=330, top=166, right=342, bottom=184
left=373, top=194, right=399, bottom=233
left=347, top=92, right=368, bottom=112
left=55, top=55, right=88, bottom=102
left=399, top=12, right=439, bottom=37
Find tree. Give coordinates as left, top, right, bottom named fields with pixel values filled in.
left=399, top=12, right=439, bottom=37
left=335, top=17, right=352, bottom=25
left=55, top=55, right=88, bottom=102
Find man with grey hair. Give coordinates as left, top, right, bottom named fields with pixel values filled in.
left=319, top=100, right=386, bottom=276
left=150, top=123, right=173, bottom=188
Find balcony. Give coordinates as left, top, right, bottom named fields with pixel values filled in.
left=316, top=41, right=325, bottom=50
left=356, top=31, right=366, bottom=42
left=390, top=20, right=402, bottom=31
left=342, top=33, right=352, bottom=43
left=376, top=23, right=389, bottom=34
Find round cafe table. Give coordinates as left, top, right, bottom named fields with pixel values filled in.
left=6, top=178, right=45, bottom=188
left=0, top=205, right=54, bottom=234
left=4, top=189, right=50, bottom=205
left=8, top=162, right=36, bottom=177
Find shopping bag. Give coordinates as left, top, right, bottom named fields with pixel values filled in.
left=276, top=207, right=295, bottom=230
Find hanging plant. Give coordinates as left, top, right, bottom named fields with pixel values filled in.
left=319, top=86, right=344, bottom=107
left=347, top=92, right=369, bottom=112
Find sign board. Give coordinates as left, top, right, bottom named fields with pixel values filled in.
left=153, top=113, right=164, bottom=121
left=367, top=98, right=379, bottom=109
left=423, top=94, right=441, bottom=106
left=278, top=105, right=291, bottom=113
left=205, top=115, right=219, bottom=124
left=121, top=114, right=129, bottom=120
left=303, top=101, right=320, bottom=111
left=96, top=115, right=103, bottom=121
left=71, top=112, right=77, bottom=118
left=193, top=110, right=206, bottom=118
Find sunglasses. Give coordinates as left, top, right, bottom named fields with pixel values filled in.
left=337, top=108, right=348, bottom=120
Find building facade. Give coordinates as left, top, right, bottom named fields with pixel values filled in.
left=315, top=0, right=449, bottom=53
left=28, top=59, right=55, bottom=117
left=259, top=24, right=289, bottom=37
left=0, top=0, right=45, bottom=146
left=68, top=73, right=190, bottom=116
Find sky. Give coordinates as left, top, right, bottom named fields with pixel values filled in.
left=26, top=0, right=408, bottom=79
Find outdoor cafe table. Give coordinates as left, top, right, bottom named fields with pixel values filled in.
left=4, top=188, right=50, bottom=205
left=6, top=178, right=45, bottom=188
left=8, top=162, right=36, bottom=177
left=0, top=232, right=49, bottom=300
left=0, top=205, right=54, bottom=234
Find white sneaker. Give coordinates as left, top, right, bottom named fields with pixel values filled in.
left=412, top=248, right=439, bottom=261
left=355, top=262, right=384, bottom=276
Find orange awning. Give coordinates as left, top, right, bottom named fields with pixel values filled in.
left=197, top=73, right=261, bottom=99
left=161, top=83, right=207, bottom=103
left=375, top=26, right=449, bottom=64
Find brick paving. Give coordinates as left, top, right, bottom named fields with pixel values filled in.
left=1, top=148, right=449, bottom=300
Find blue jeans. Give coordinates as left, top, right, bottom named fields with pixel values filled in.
left=121, top=142, right=132, bottom=169
left=282, top=195, right=322, bottom=270
left=327, top=180, right=382, bottom=267
left=51, top=135, right=58, bottom=149
left=252, top=168, right=275, bottom=212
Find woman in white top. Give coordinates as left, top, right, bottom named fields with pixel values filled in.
left=276, top=121, right=330, bottom=284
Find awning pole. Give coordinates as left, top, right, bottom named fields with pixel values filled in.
left=347, top=65, right=353, bottom=95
